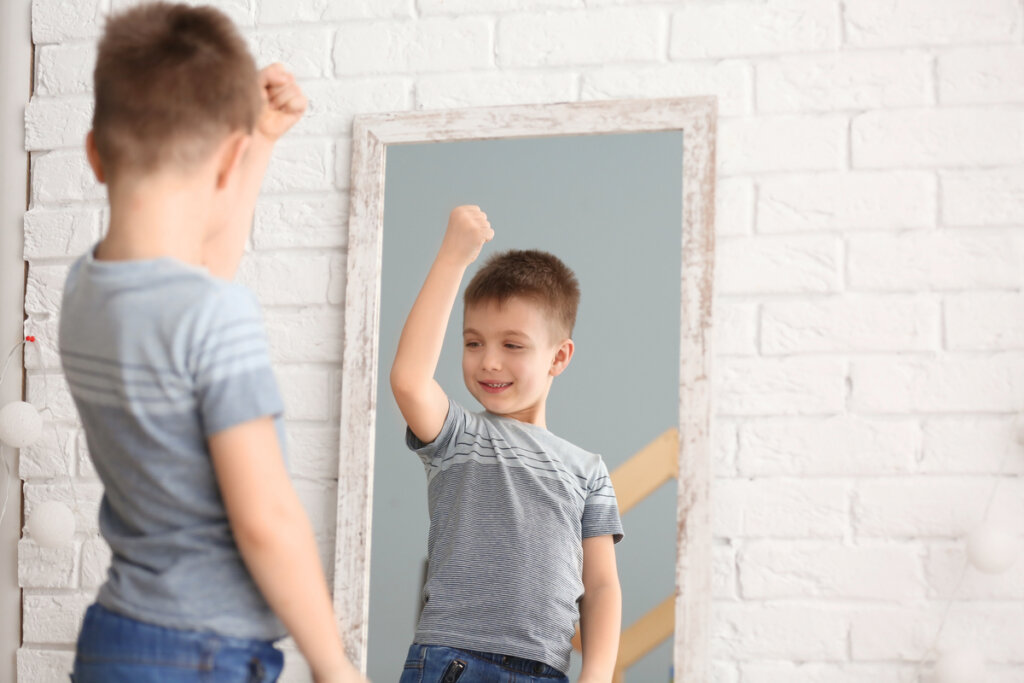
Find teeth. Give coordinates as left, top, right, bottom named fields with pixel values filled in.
left=485, top=382, right=510, bottom=388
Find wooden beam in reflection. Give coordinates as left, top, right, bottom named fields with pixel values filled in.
left=617, top=596, right=675, bottom=671
left=610, top=428, right=678, bottom=515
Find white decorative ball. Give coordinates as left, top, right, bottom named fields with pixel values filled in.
left=27, top=501, right=75, bottom=548
left=934, top=646, right=986, bottom=683
left=967, top=522, right=1019, bottom=575
left=0, top=401, right=42, bottom=448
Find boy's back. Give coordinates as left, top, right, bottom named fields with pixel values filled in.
left=60, top=249, right=285, bottom=638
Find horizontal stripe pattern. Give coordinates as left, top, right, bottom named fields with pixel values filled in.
left=407, top=400, right=623, bottom=673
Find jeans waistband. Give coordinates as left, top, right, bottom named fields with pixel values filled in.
left=457, top=647, right=562, bottom=677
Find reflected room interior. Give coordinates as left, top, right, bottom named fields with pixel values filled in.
left=366, top=132, right=683, bottom=682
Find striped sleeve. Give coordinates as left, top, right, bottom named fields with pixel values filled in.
left=191, top=284, right=284, bottom=438
left=405, top=398, right=464, bottom=467
left=581, top=459, right=624, bottom=543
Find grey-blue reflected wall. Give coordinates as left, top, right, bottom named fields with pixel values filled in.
left=368, top=131, right=682, bottom=682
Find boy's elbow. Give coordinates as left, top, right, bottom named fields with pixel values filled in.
left=390, top=368, right=422, bottom=402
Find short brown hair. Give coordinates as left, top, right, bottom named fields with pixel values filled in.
left=464, top=249, right=580, bottom=338
left=92, top=2, right=261, bottom=179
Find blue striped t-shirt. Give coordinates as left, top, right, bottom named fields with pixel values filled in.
left=59, top=247, right=286, bottom=640
left=407, top=399, right=624, bottom=673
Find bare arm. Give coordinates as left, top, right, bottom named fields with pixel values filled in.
left=578, top=534, right=622, bottom=683
left=204, top=64, right=308, bottom=279
left=390, top=205, right=492, bottom=443
left=209, top=417, right=363, bottom=683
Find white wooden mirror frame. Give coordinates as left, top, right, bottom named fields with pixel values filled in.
left=332, top=97, right=717, bottom=680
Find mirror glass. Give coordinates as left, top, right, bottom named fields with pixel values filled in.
left=367, top=131, right=683, bottom=682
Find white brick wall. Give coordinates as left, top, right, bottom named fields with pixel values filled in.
left=16, top=0, right=1024, bottom=681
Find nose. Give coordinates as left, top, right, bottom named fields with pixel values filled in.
left=481, top=347, right=502, bottom=371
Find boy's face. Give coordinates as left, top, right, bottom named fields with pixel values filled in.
left=462, top=296, right=573, bottom=425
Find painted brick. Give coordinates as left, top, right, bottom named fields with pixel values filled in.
left=846, top=230, right=1023, bottom=291
left=238, top=251, right=334, bottom=306
left=853, top=478, right=1024, bottom=538
left=79, top=537, right=111, bottom=589
left=24, top=264, right=67, bottom=323
left=852, top=108, right=1024, bottom=168
left=327, top=251, right=347, bottom=305
left=717, top=235, right=841, bottom=294
left=757, top=171, right=935, bottom=233
left=715, top=604, right=848, bottom=660
left=850, top=356, right=1024, bottom=414
left=31, top=151, right=104, bottom=204
left=109, top=0, right=255, bottom=28
left=920, top=417, right=1024, bottom=475
left=739, top=541, right=925, bottom=600
left=850, top=604, right=1024, bottom=662
left=21, top=592, right=92, bottom=644
left=761, top=295, right=940, bottom=353
left=24, top=97, right=92, bottom=151
left=288, top=79, right=409, bottom=139
left=23, top=314, right=59, bottom=372
left=31, top=0, right=103, bottom=44
left=265, top=306, right=345, bottom=364
left=718, top=116, right=846, bottom=174
left=19, top=428, right=83, bottom=479
left=35, top=43, right=97, bottom=96
left=26, top=374, right=77, bottom=424
left=715, top=420, right=740, bottom=477
left=737, top=416, right=919, bottom=476
left=671, top=0, right=838, bottom=59
left=716, top=177, right=754, bottom=237
left=497, top=9, right=664, bottom=67
left=245, top=28, right=334, bottom=79
left=418, top=72, right=578, bottom=110
left=334, top=138, right=352, bottom=191
left=420, top=0, right=580, bottom=12
left=253, top=193, right=348, bottom=250
left=945, top=292, right=1024, bottom=351
left=925, top=542, right=1024, bottom=600
left=715, top=300, right=758, bottom=356
left=17, top=649, right=76, bottom=682
left=23, top=207, right=101, bottom=260
left=23, top=481, right=104, bottom=537
left=286, top=426, right=340, bottom=480
left=757, top=52, right=931, bottom=113
left=939, top=46, right=1024, bottom=105
left=18, top=540, right=77, bottom=589
left=713, top=544, right=738, bottom=600
left=844, top=0, right=1021, bottom=47
left=717, top=357, right=846, bottom=416
left=714, top=479, right=849, bottom=538
left=740, top=663, right=915, bottom=683
left=334, top=18, right=492, bottom=75
left=263, top=139, right=334, bottom=194
left=581, top=62, right=751, bottom=117
left=259, top=0, right=412, bottom=23
left=276, top=366, right=332, bottom=421
left=941, top=168, right=1024, bottom=227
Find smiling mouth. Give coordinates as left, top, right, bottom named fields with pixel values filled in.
left=479, top=381, right=512, bottom=394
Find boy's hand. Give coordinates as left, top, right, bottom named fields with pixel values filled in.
left=256, top=63, right=307, bottom=141
left=439, top=205, right=493, bottom=267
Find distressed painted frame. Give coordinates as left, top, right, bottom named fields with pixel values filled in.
left=334, top=97, right=717, bottom=680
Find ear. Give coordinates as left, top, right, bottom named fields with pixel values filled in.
left=549, top=338, right=575, bottom=377
left=214, top=131, right=251, bottom=190
left=85, top=131, right=105, bottom=184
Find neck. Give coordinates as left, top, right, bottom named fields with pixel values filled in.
left=498, top=400, right=547, bottom=429
left=96, top=173, right=211, bottom=265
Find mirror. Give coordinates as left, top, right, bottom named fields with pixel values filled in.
left=333, top=99, right=716, bottom=682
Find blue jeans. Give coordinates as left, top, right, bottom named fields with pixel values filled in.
left=71, top=603, right=284, bottom=682
left=398, top=644, right=569, bottom=683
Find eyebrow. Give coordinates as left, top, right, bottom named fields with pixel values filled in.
left=463, top=328, right=530, bottom=338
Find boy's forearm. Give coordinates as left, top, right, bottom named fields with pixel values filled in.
left=234, top=498, right=356, bottom=679
left=204, top=134, right=275, bottom=280
left=391, top=254, right=466, bottom=391
left=579, top=582, right=623, bottom=682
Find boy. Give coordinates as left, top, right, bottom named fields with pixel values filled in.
left=58, top=4, right=362, bottom=682
left=391, top=205, right=624, bottom=683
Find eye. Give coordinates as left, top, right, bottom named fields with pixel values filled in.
left=464, top=341, right=481, bottom=348
left=504, top=343, right=523, bottom=350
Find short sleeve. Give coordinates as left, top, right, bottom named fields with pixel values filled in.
left=191, top=284, right=284, bottom=438
left=405, top=398, right=465, bottom=467
left=582, top=459, right=624, bottom=543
